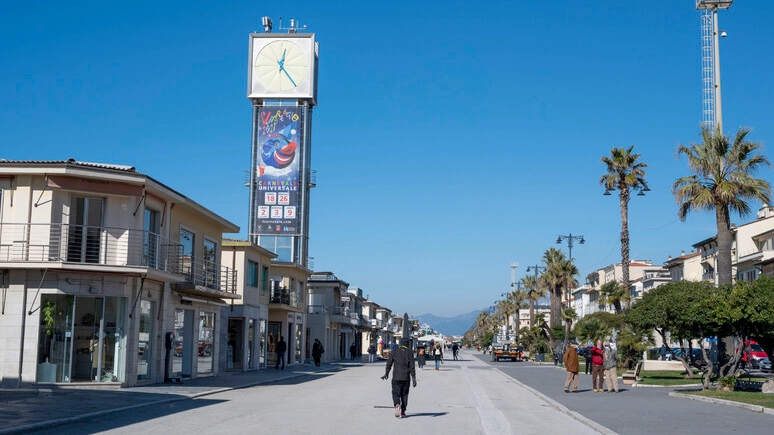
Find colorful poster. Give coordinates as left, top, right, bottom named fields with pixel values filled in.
left=255, top=107, right=302, bottom=235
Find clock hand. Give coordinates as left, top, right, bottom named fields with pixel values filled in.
left=278, top=64, right=297, bottom=87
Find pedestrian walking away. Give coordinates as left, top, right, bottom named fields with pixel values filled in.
left=381, top=338, right=417, bottom=418
left=583, top=344, right=592, bottom=375
left=433, top=343, right=444, bottom=370
left=275, top=336, right=287, bottom=370
left=312, top=338, right=324, bottom=367
left=590, top=340, right=604, bottom=392
left=603, top=341, right=619, bottom=393
left=367, top=342, right=377, bottom=364
left=563, top=341, right=580, bottom=393
left=350, top=342, right=357, bottom=361
left=452, top=343, right=459, bottom=361
left=417, top=346, right=426, bottom=370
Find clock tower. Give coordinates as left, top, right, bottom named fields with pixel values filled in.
left=247, top=18, right=318, bottom=267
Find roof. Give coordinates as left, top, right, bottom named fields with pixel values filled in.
left=0, top=158, right=136, bottom=172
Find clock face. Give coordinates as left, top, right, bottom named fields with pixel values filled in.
left=254, top=40, right=308, bottom=92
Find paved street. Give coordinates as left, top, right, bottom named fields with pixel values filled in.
left=2, top=349, right=773, bottom=435
left=480, top=353, right=774, bottom=434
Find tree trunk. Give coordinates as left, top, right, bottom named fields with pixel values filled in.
left=715, top=205, right=733, bottom=285
left=529, top=298, right=535, bottom=330
left=550, top=287, right=561, bottom=328
left=619, top=187, right=630, bottom=314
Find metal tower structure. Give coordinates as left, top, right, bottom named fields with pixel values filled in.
left=696, top=0, right=733, bottom=134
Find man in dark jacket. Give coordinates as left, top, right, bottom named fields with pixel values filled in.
left=275, top=336, right=287, bottom=370
left=381, top=338, right=417, bottom=418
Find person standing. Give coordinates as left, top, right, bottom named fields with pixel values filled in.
left=590, top=340, right=604, bottom=392
left=417, top=346, right=426, bottom=370
left=367, top=342, right=377, bottom=364
left=275, top=336, right=287, bottom=370
left=659, top=344, right=668, bottom=361
left=312, top=338, right=324, bottom=367
left=603, top=342, right=619, bottom=393
left=563, top=341, right=580, bottom=393
left=452, top=343, right=460, bottom=361
left=350, top=342, right=356, bottom=361
left=381, top=338, right=417, bottom=418
left=554, top=342, right=563, bottom=366
left=583, top=345, right=592, bottom=375
left=433, top=343, right=444, bottom=371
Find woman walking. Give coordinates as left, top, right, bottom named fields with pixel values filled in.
left=417, top=346, right=426, bottom=370
left=433, top=343, right=444, bottom=371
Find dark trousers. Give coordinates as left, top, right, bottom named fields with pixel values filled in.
left=585, top=359, right=592, bottom=375
left=275, top=353, right=285, bottom=370
left=391, top=380, right=411, bottom=412
left=313, top=355, right=321, bottom=367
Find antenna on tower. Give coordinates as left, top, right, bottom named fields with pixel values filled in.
left=696, top=0, right=733, bottom=134
left=261, top=16, right=272, bottom=33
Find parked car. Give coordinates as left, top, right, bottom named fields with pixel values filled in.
left=759, top=358, right=772, bottom=373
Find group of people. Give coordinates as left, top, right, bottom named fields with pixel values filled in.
left=415, top=343, right=445, bottom=370
left=563, top=339, right=619, bottom=393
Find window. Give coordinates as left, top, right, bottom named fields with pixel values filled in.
left=203, top=239, right=217, bottom=288
left=180, top=229, right=195, bottom=278
left=144, top=208, right=160, bottom=268
left=247, top=260, right=259, bottom=288
left=261, top=266, right=269, bottom=292
left=259, top=236, right=293, bottom=262
left=67, top=196, right=104, bottom=263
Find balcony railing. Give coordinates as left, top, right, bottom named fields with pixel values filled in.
left=269, top=287, right=299, bottom=307
left=0, top=223, right=236, bottom=294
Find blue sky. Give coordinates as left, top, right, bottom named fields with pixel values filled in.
left=2, top=1, right=773, bottom=319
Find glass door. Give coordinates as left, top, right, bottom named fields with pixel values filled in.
left=138, top=300, right=154, bottom=381
left=67, top=197, right=104, bottom=263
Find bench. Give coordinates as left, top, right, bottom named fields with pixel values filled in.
left=640, top=360, right=685, bottom=371
left=735, top=380, right=764, bottom=392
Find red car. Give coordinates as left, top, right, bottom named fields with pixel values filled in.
left=749, top=340, right=767, bottom=361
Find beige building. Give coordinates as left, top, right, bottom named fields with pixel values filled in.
left=0, top=160, right=238, bottom=387
left=220, top=240, right=276, bottom=370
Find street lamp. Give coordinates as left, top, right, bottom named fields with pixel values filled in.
left=556, top=233, right=585, bottom=262
left=526, top=265, right=546, bottom=329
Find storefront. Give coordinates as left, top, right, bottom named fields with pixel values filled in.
left=36, top=294, right=126, bottom=383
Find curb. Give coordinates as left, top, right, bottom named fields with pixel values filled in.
left=0, top=372, right=309, bottom=435
left=491, top=367, right=617, bottom=435
left=668, top=391, right=774, bottom=415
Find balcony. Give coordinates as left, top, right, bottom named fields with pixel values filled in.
left=0, top=223, right=236, bottom=295
left=269, top=287, right=299, bottom=307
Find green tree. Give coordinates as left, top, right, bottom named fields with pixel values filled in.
left=673, top=127, right=771, bottom=284
left=560, top=307, right=578, bottom=351
left=573, top=312, right=621, bottom=345
left=542, top=248, right=578, bottom=331
left=521, top=274, right=547, bottom=329
left=600, top=145, right=649, bottom=297
left=598, top=280, right=631, bottom=315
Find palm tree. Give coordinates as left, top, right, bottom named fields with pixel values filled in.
left=560, top=307, right=578, bottom=351
left=542, top=248, right=578, bottom=329
left=598, top=280, right=630, bottom=315
left=600, top=145, right=648, bottom=302
left=521, top=275, right=547, bottom=329
left=673, top=127, right=771, bottom=285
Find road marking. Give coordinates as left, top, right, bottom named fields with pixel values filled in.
left=461, top=365, right=511, bottom=434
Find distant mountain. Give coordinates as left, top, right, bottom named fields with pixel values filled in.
left=416, top=310, right=482, bottom=336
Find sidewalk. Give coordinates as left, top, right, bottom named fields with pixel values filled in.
left=0, top=362, right=351, bottom=434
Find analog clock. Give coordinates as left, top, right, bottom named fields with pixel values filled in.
left=253, top=39, right=308, bottom=92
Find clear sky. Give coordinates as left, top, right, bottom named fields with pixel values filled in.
left=2, top=1, right=773, bottom=318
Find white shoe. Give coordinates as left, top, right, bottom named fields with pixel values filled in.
left=394, top=404, right=401, bottom=418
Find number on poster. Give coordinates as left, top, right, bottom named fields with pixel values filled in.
left=264, top=192, right=277, bottom=204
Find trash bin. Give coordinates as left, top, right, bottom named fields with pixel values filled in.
left=535, top=354, right=545, bottom=362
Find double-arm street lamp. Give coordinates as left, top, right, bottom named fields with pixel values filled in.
left=556, top=233, right=585, bottom=262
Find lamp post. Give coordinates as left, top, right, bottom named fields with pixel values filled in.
left=526, top=265, right=546, bottom=329
left=556, top=233, right=585, bottom=263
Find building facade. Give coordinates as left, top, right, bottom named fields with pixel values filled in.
left=0, top=160, right=238, bottom=387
